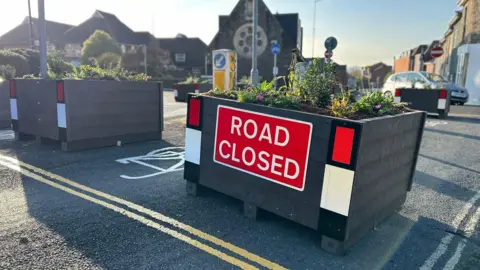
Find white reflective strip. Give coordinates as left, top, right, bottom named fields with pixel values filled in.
left=394, top=97, right=401, bottom=103
left=195, top=90, right=199, bottom=94
left=185, top=128, right=201, bottom=165
left=57, top=103, right=67, bottom=128
left=10, top=99, right=18, bottom=120
left=320, top=164, right=355, bottom=216
left=173, top=90, right=178, bottom=97
left=438, top=99, right=446, bottom=110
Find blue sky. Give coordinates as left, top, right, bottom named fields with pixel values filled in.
left=0, top=0, right=459, bottom=66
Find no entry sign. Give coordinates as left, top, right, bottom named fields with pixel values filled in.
left=324, top=50, right=333, bottom=59
left=213, top=106, right=313, bottom=191
left=431, top=46, right=444, bottom=58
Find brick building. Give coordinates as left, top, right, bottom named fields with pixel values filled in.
left=209, top=0, right=303, bottom=80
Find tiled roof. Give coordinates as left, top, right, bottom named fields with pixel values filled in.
left=157, top=36, right=208, bottom=67
left=62, top=10, right=145, bottom=45
left=0, top=17, right=73, bottom=46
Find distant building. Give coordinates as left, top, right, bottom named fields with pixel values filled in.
left=361, top=62, right=392, bottom=88
left=0, top=17, right=72, bottom=51
left=209, top=0, right=303, bottom=80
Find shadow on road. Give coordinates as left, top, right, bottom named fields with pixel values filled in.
left=414, top=170, right=478, bottom=203
left=419, top=154, right=480, bottom=175
left=424, top=128, right=480, bottom=141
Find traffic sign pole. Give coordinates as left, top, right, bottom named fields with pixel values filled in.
left=271, top=41, right=280, bottom=89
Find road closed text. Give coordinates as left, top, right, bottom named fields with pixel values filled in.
left=214, top=106, right=312, bottom=191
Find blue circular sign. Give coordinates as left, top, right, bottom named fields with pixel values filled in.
left=271, top=44, right=281, bottom=55
left=214, top=53, right=226, bottom=69
left=324, top=37, right=338, bottom=51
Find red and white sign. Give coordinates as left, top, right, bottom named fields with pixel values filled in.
left=324, top=50, right=333, bottom=59
left=431, top=46, right=444, bottom=58
left=214, top=106, right=313, bottom=191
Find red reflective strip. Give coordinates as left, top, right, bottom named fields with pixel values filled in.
left=188, top=99, right=200, bottom=126
left=173, top=84, right=176, bottom=90
left=395, top=89, right=401, bottom=97
left=439, top=89, right=447, bottom=99
left=195, top=83, right=199, bottom=90
left=332, top=126, right=355, bottom=165
left=9, top=80, right=15, bottom=98
left=57, top=82, right=64, bottom=102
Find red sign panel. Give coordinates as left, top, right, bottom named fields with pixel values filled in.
left=214, top=105, right=313, bottom=191
left=431, top=47, right=444, bottom=58
left=324, top=50, right=333, bottom=59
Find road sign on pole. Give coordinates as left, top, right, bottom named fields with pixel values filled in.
left=431, top=46, right=444, bottom=58
left=271, top=43, right=280, bottom=55
left=324, top=50, right=333, bottom=59
left=324, top=37, right=338, bottom=51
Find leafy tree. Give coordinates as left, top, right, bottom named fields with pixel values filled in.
left=348, top=68, right=363, bottom=80
left=96, top=52, right=121, bottom=69
left=384, top=71, right=392, bottom=82
left=47, top=53, right=73, bottom=75
left=81, top=30, right=121, bottom=65
left=300, top=59, right=338, bottom=108
left=0, top=50, right=29, bottom=76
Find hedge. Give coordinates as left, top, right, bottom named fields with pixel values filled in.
left=0, top=50, right=29, bottom=76
left=8, top=48, right=40, bottom=75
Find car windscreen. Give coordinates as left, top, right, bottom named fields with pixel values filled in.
left=421, top=72, right=448, bottom=83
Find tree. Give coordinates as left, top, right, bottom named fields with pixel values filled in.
left=348, top=68, right=363, bottom=80
left=81, top=30, right=121, bottom=65
left=384, top=71, right=393, bottom=82
left=96, top=52, right=121, bottom=69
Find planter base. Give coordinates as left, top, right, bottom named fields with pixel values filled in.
left=61, top=132, right=162, bottom=152
left=186, top=181, right=200, bottom=196
left=243, top=202, right=258, bottom=220
left=14, top=132, right=35, bottom=141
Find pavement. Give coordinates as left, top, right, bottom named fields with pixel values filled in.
left=1, top=92, right=480, bottom=269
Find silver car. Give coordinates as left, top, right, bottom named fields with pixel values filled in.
left=382, top=71, right=469, bottom=105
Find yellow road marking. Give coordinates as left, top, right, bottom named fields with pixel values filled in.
left=0, top=155, right=288, bottom=270
left=0, top=159, right=258, bottom=270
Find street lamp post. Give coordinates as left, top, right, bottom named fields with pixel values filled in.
left=312, top=0, right=322, bottom=58
left=250, top=0, right=259, bottom=86
left=38, top=0, right=47, bottom=79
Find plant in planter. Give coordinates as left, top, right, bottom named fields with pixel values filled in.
left=184, top=57, right=427, bottom=255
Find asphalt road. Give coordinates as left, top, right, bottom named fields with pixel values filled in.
left=1, top=102, right=480, bottom=269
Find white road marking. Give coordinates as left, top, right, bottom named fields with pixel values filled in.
left=116, top=147, right=185, bottom=179
left=443, top=205, right=480, bottom=270
left=420, top=192, right=480, bottom=270
left=425, top=121, right=448, bottom=127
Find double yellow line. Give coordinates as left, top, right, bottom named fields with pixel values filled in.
left=0, top=154, right=287, bottom=270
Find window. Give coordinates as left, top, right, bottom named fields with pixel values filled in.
left=175, top=53, right=186, bottom=62
left=406, top=73, right=424, bottom=83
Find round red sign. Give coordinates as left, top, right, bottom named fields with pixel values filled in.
left=431, top=47, right=444, bottom=58
left=324, top=50, right=333, bottom=59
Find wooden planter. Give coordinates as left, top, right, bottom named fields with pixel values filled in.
left=184, top=94, right=427, bottom=255
left=10, top=79, right=163, bottom=151
left=394, top=88, right=451, bottom=119
left=174, top=83, right=211, bottom=102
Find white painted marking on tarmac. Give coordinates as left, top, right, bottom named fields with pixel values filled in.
left=443, top=204, right=480, bottom=270
left=116, top=147, right=185, bottom=179
left=420, top=192, right=480, bottom=270
left=425, top=121, right=448, bottom=127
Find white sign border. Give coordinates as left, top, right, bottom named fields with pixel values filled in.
left=213, top=105, right=313, bottom=192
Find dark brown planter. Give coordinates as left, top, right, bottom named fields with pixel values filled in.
left=0, top=80, right=10, bottom=129
left=183, top=94, right=426, bottom=255
left=10, top=79, right=163, bottom=151
left=395, top=88, right=451, bottom=119
left=174, top=83, right=212, bottom=102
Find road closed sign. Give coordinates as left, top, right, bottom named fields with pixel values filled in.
left=213, top=106, right=313, bottom=191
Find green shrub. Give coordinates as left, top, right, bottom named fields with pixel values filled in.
left=21, top=74, right=40, bottom=79
left=81, top=30, right=122, bottom=65
left=0, top=65, right=16, bottom=79
left=300, top=59, right=337, bottom=107
left=65, top=65, right=150, bottom=81
left=0, top=50, right=29, bottom=76
left=47, top=54, right=73, bottom=75
left=96, top=52, right=121, bottom=69
left=9, top=48, right=40, bottom=75
left=178, top=76, right=208, bottom=84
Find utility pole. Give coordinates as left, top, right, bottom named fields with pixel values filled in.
left=143, top=44, right=147, bottom=75
left=38, top=0, right=47, bottom=79
left=250, top=0, right=259, bottom=86
left=27, top=0, right=35, bottom=49
left=312, top=0, right=322, bottom=58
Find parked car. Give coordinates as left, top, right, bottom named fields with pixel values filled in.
left=382, top=71, right=469, bottom=105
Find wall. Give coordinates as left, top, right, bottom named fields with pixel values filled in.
left=394, top=56, right=410, bottom=73
left=458, top=44, right=480, bottom=105
left=463, top=0, right=480, bottom=44
left=0, top=80, right=10, bottom=128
